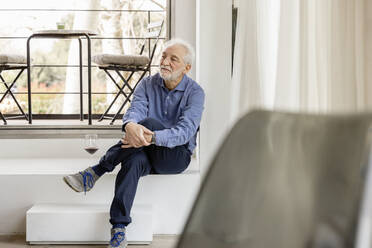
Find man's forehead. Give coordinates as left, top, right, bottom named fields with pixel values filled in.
left=162, top=44, right=187, bottom=57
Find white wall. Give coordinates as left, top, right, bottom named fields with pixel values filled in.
left=171, top=0, right=233, bottom=176
left=0, top=1, right=200, bottom=236
left=171, top=0, right=197, bottom=80
left=196, top=0, right=232, bottom=175
left=0, top=0, right=234, bottom=236
left=172, top=0, right=233, bottom=175
left=0, top=138, right=200, bottom=235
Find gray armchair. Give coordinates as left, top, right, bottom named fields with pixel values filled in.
left=177, top=110, right=372, bottom=248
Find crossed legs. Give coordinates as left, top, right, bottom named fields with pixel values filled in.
left=94, top=118, right=191, bottom=226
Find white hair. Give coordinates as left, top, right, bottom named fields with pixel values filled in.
left=163, top=38, right=195, bottom=66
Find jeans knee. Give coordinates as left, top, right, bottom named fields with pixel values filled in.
left=138, top=118, right=164, bottom=130
left=122, top=152, right=151, bottom=176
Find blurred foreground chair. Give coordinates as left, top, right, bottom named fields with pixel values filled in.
left=177, top=110, right=372, bottom=248
left=0, top=54, right=28, bottom=125
left=93, top=20, right=164, bottom=125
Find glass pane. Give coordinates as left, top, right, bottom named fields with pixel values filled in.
left=0, top=0, right=168, bottom=117
left=31, top=94, right=64, bottom=114
left=0, top=93, right=27, bottom=115
left=93, top=93, right=133, bottom=116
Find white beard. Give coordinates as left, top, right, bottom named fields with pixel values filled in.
left=160, top=67, right=184, bottom=81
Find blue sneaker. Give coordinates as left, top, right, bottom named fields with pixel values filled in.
left=63, top=167, right=100, bottom=193
left=108, top=227, right=127, bottom=248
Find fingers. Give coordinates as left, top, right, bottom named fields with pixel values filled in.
left=121, top=144, right=134, bottom=149
left=143, top=128, right=154, bottom=135
left=121, top=136, right=135, bottom=148
left=129, top=134, right=149, bottom=147
left=124, top=133, right=142, bottom=147
left=121, top=137, right=149, bottom=148
left=122, top=125, right=153, bottom=148
left=137, top=128, right=151, bottom=146
left=134, top=136, right=145, bottom=147
left=121, top=139, right=139, bottom=148
left=137, top=124, right=154, bottom=135
left=140, top=137, right=150, bottom=146
left=121, top=137, right=146, bottom=148
left=140, top=127, right=153, bottom=146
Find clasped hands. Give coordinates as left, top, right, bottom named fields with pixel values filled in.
left=121, top=122, right=154, bottom=149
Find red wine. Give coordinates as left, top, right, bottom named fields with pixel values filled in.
left=85, top=147, right=99, bottom=154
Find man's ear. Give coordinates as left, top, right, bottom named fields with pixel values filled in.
left=184, top=64, right=191, bottom=73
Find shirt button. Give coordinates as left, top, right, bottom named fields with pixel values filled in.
left=164, top=111, right=167, bottom=115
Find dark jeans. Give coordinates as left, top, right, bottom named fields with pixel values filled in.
left=96, top=118, right=191, bottom=226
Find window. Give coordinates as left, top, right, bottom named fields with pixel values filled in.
left=0, top=0, right=169, bottom=119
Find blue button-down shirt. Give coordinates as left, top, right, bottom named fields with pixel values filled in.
left=122, top=73, right=205, bottom=153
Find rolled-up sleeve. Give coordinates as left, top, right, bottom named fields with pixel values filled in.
left=122, top=79, right=149, bottom=129
left=154, top=87, right=205, bottom=148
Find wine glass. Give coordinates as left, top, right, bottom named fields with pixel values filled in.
left=84, top=134, right=99, bottom=155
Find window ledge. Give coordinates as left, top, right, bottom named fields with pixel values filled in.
left=0, top=158, right=200, bottom=175
left=0, top=124, right=122, bottom=139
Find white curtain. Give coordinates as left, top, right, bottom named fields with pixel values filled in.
left=231, top=0, right=365, bottom=123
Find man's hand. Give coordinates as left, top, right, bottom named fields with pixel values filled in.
left=121, top=132, right=152, bottom=148
left=121, top=122, right=153, bottom=149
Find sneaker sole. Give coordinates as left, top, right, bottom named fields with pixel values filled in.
left=63, top=176, right=81, bottom=193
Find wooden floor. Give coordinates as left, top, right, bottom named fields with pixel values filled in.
left=0, top=235, right=179, bottom=248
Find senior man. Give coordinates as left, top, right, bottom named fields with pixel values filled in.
left=63, top=38, right=205, bottom=248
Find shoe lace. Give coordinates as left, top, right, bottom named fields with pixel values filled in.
left=79, top=171, right=94, bottom=194
left=110, top=231, right=125, bottom=247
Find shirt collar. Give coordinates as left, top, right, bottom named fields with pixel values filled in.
left=173, top=74, right=188, bottom=92
left=156, top=73, right=188, bottom=92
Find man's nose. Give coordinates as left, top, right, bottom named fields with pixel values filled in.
left=161, top=57, right=171, bottom=65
